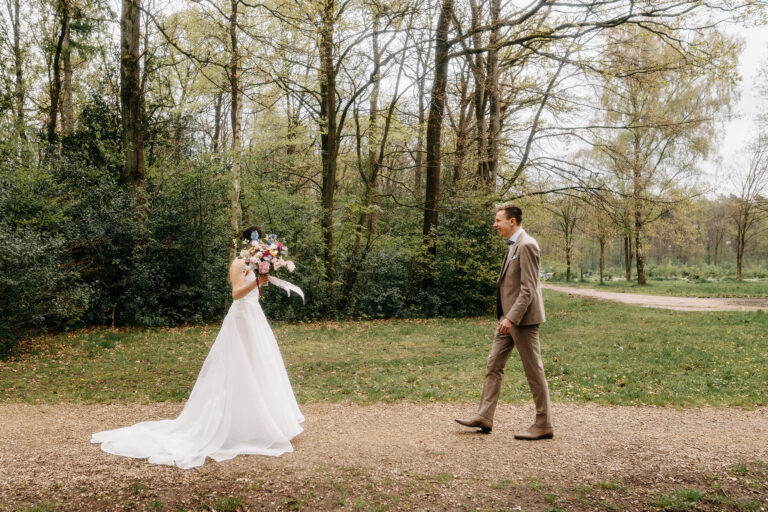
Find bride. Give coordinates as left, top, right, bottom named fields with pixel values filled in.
left=92, top=225, right=304, bottom=469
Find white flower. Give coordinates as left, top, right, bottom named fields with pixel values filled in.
left=239, top=250, right=249, bottom=258
left=251, top=240, right=258, bottom=246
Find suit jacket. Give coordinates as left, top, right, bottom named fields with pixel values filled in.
left=496, top=231, right=546, bottom=326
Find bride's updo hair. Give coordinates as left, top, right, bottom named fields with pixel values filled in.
left=241, top=225, right=263, bottom=243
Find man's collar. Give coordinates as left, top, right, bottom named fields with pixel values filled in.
left=509, top=228, right=525, bottom=244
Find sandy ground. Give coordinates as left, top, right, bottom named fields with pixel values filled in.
left=1, top=401, right=767, bottom=510
left=543, top=284, right=768, bottom=311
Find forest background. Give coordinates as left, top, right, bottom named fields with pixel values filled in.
left=2, top=0, right=768, bottom=357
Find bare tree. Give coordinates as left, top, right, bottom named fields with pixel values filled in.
left=730, top=139, right=768, bottom=281
left=583, top=196, right=617, bottom=284
left=704, top=199, right=729, bottom=266
left=546, top=195, right=581, bottom=282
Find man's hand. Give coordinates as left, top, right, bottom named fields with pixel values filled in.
left=258, top=273, right=270, bottom=286
left=498, top=317, right=513, bottom=335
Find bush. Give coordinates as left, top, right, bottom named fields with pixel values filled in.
left=0, top=224, right=92, bottom=357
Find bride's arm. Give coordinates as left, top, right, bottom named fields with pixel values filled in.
left=230, top=259, right=258, bottom=300
left=230, top=259, right=269, bottom=300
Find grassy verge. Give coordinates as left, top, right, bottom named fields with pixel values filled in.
left=1, top=291, right=766, bottom=406
left=544, top=278, right=768, bottom=298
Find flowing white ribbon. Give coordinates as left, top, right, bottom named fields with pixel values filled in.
left=268, top=275, right=305, bottom=303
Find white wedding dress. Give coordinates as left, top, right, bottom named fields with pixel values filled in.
left=91, top=272, right=304, bottom=469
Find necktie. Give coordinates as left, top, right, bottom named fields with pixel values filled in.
left=506, top=239, right=515, bottom=246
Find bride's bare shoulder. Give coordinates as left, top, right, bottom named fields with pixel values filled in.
left=229, top=257, right=246, bottom=280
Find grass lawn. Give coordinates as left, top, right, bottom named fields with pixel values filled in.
left=545, top=278, right=768, bottom=298
left=1, top=290, right=766, bottom=407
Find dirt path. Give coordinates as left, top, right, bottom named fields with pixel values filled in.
left=543, top=284, right=768, bottom=311
left=2, top=402, right=767, bottom=511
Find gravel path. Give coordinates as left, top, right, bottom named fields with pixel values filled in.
left=2, top=402, right=767, bottom=510
left=543, top=284, right=768, bottom=311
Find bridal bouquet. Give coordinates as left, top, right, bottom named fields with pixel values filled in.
left=237, top=232, right=297, bottom=275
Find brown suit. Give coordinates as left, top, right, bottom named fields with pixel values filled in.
left=479, top=230, right=552, bottom=428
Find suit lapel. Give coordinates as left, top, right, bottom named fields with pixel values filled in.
left=498, top=250, right=508, bottom=282
left=499, top=232, right=523, bottom=280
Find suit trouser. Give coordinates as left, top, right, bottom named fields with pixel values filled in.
left=478, top=322, right=552, bottom=428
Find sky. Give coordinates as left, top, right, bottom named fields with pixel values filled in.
left=706, top=25, right=768, bottom=188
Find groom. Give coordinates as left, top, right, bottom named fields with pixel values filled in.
left=456, top=204, right=553, bottom=440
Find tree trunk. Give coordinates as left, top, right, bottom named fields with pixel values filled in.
left=632, top=144, right=647, bottom=284
left=451, top=70, right=472, bottom=186
left=228, top=0, right=242, bottom=240
left=468, top=0, right=487, bottom=184
left=635, top=213, right=647, bottom=285
left=48, top=0, right=69, bottom=145
left=120, top=0, right=145, bottom=188
left=599, top=238, right=605, bottom=284
left=212, top=91, right=223, bottom=153
left=414, top=45, right=427, bottom=200
left=414, top=92, right=425, bottom=198
left=484, top=0, right=501, bottom=184
left=12, top=0, right=25, bottom=140
left=285, top=92, right=298, bottom=156
left=363, top=15, right=381, bottom=241
left=736, top=228, right=745, bottom=281
left=61, top=12, right=74, bottom=137
left=453, top=138, right=467, bottom=185
left=565, top=238, right=571, bottom=282
left=319, top=0, right=338, bottom=284
left=624, top=235, right=632, bottom=281
left=423, top=0, right=453, bottom=255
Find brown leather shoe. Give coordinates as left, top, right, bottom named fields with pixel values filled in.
left=514, top=425, right=554, bottom=440
left=455, top=415, right=493, bottom=433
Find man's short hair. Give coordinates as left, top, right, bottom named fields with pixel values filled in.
left=497, top=204, right=522, bottom=224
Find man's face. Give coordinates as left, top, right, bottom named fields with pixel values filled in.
left=493, top=210, right=516, bottom=239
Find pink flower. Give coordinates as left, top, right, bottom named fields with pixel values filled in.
left=249, top=257, right=259, bottom=265
left=286, top=261, right=296, bottom=272
left=259, top=261, right=271, bottom=274
left=273, top=258, right=285, bottom=270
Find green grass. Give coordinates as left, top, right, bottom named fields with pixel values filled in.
left=595, top=480, right=623, bottom=491
left=212, top=497, right=244, bottom=512
left=1, top=291, right=767, bottom=406
left=12, top=503, right=57, bottom=512
left=546, top=278, right=768, bottom=298
left=653, top=487, right=705, bottom=511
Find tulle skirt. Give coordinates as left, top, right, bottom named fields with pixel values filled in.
left=91, top=294, right=304, bottom=469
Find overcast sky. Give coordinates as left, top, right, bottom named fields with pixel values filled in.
left=705, top=25, right=768, bottom=188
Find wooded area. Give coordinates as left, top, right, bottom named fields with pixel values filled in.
left=1, top=0, right=767, bottom=355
